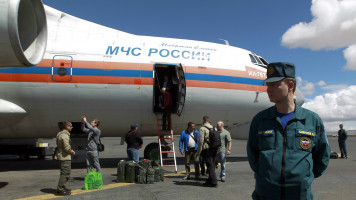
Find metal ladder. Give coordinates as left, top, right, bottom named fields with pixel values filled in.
left=156, top=114, right=177, bottom=173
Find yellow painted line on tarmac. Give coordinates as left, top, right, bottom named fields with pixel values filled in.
left=15, top=182, right=135, bottom=200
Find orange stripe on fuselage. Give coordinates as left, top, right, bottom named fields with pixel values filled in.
left=37, top=59, right=266, bottom=80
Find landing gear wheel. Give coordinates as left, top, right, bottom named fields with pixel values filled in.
left=144, top=142, right=169, bottom=161
left=144, top=143, right=159, bottom=160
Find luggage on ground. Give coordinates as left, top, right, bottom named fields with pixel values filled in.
left=84, top=171, right=103, bottom=190
left=117, top=160, right=127, bottom=182
left=330, top=151, right=338, bottom=159
left=125, top=161, right=137, bottom=183
left=146, top=166, right=155, bottom=184
left=139, top=159, right=152, bottom=169
left=136, top=165, right=147, bottom=184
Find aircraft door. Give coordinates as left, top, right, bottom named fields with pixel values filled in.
left=51, top=55, right=73, bottom=82
left=174, top=64, right=186, bottom=116
left=153, top=63, right=186, bottom=116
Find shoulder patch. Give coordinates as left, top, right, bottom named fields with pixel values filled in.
left=258, top=130, right=275, bottom=136
left=297, top=129, right=315, bottom=137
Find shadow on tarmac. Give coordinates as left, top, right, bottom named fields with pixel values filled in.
left=173, top=180, right=203, bottom=186
left=0, top=182, right=8, bottom=189
left=40, top=188, right=57, bottom=194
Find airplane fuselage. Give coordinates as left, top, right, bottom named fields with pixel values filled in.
left=0, top=5, right=274, bottom=140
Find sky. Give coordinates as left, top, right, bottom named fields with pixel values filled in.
left=43, top=0, right=356, bottom=132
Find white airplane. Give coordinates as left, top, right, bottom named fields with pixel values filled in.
left=0, top=0, right=304, bottom=159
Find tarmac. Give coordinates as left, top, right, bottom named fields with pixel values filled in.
left=0, top=136, right=355, bottom=200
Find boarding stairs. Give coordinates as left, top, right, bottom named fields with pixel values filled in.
left=156, top=114, right=178, bottom=173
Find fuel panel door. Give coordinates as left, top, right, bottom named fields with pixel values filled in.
left=175, top=64, right=186, bottom=116
left=52, top=55, right=72, bottom=82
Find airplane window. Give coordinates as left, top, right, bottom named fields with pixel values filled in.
left=57, top=67, right=67, bottom=76
left=249, top=54, right=257, bottom=64
left=259, top=57, right=268, bottom=65
left=254, top=55, right=263, bottom=65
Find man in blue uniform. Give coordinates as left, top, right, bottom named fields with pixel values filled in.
left=247, top=62, right=330, bottom=200
left=338, top=124, right=348, bottom=159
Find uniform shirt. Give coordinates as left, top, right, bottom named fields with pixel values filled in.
left=82, top=121, right=101, bottom=151
left=218, top=128, right=232, bottom=153
left=54, top=130, right=71, bottom=160
left=197, top=123, right=213, bottom=155
left=247, top=105, right=330, bottom=200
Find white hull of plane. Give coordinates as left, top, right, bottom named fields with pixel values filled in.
left=0, top=1, right=302, bottom=140
left=0, top=82, right=271, bottom=139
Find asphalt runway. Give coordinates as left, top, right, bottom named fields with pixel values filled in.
left=0, top=136, right=355, bottom=200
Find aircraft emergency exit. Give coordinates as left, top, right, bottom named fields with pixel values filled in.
left=0, top=0, right=304, bottom=158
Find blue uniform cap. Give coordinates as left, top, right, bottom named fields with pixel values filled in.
left=131, top=124, right=138, bottom=129
left=264, top=62, right=295, bottom=83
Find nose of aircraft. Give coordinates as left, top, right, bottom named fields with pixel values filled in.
left=295, top=88, right=305, bottom=106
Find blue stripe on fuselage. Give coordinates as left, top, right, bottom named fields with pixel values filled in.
left=0, top=67, right=264, bottom=86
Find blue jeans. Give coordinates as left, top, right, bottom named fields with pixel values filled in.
left=217, top=152, right=226, bottom=179
left=127, top=148, right=139, bottom=163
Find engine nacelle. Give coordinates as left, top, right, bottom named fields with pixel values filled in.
left=0, top=0, right=47, bottom=68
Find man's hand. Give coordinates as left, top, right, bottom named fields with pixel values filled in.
left=227, top=150, right=231, bottom=155
left=69, top=149, right=75, bottom=155
left=82, top=116, right=87, bottom=122
left=180, top=151, right=184, bottom=155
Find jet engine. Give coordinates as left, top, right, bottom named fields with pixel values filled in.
left=0, top=0, right=47, bottom=68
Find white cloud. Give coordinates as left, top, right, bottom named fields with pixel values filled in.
left=343, top=44, right=356, bottom=70
left=297, top=76, right=315, bottom=95
left=320, top=84, right=348, bottom=92
left=282, top=0, right=356, bottom=70
left=317, top=80, right=327, bottom=86
left=303, top=85, right=356, bottom=131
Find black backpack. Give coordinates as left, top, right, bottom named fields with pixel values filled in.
left=204, top=126, right=221, bottom=148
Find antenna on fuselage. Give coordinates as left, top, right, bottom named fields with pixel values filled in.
left=219, top=39, right=230, bottom=46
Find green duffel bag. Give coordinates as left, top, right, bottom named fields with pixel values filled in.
left=117, top=160, right=127, bottom=183
left=84, top=171, right=103, bottom=190
left=153, top=166, right=161, bottom=182
left=125, top=161, right=137, bottom=183
left=146, top=166, right=155, bottom=184
left=151, top=159, right=160, bottom=167
left=139, top=159, right=152, bottom=170
left=136, top=165, right=147, bottom=184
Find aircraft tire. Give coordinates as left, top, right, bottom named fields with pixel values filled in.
left=144, top=142, right=169, bottom=160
